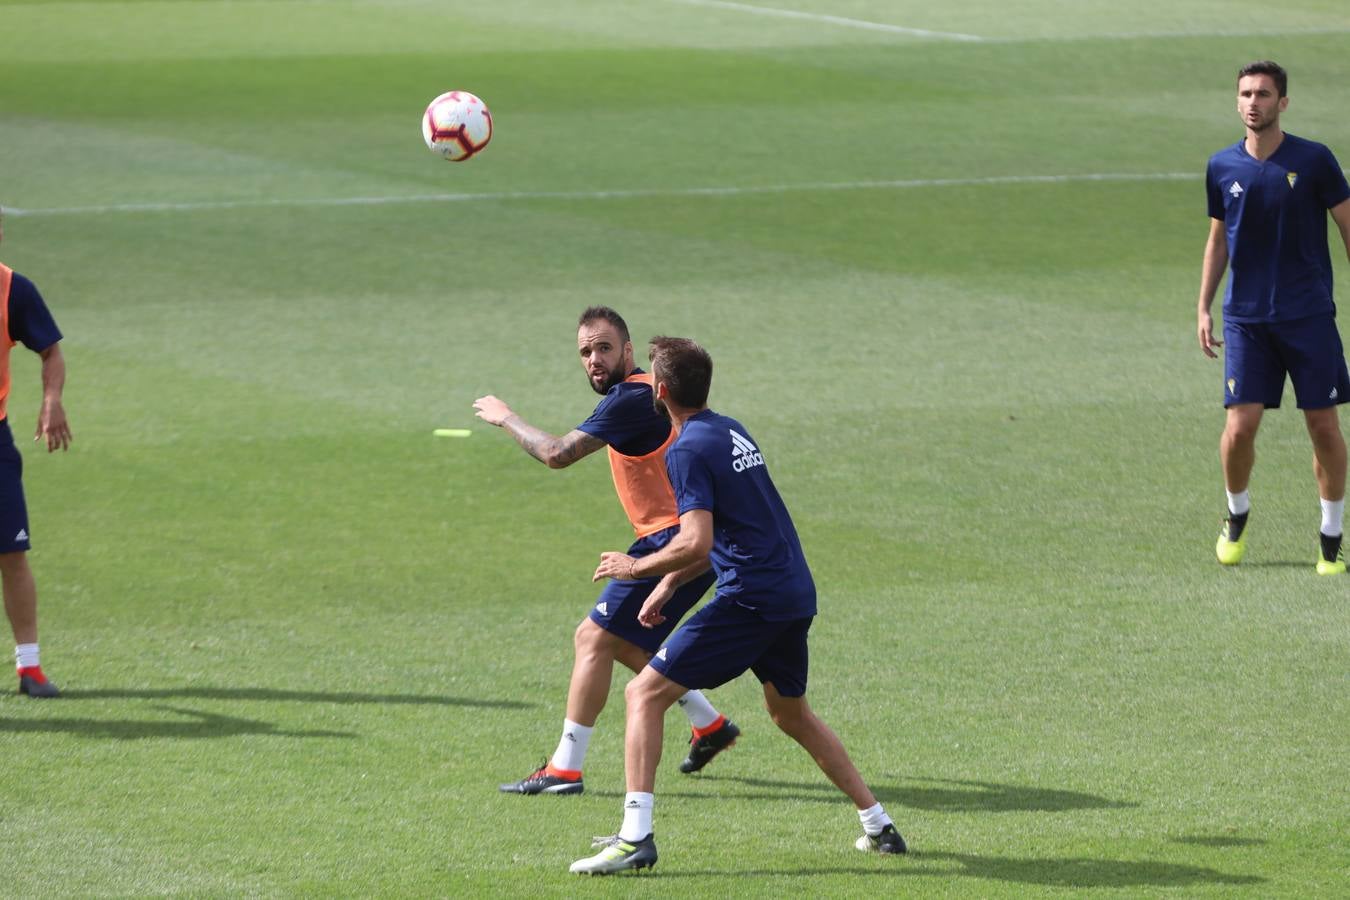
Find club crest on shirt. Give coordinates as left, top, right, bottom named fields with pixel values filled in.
left=1286, top=172, right=1298, bottom=188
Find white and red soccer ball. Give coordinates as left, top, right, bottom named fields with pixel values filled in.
left=422, top=91, right=493, bottom=162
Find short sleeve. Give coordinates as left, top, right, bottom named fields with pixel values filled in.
left=1315, top=146, right=1350, bottom=210
left=666, top=443, right=714, bottom=515
left=576, top=383, right=670, bottom=457
left=6, top=274, right=63, bottom=352
left=1206, top=160, right=1226, bottom=220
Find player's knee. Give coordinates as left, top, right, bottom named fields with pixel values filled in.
left=1225, top=417, right=1259, bottom=445
left=765, top=700, right=807, bottom=737
left=0, top=551, right=29, bottom=578
left=624, top=675, right=652, bottom=710
left=1306, top=414, right=1345, bottom=447
left=574, top=618, right=607, bottom=655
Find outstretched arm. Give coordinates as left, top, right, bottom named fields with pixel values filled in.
left=473, top=394, right=604, bottom=468
left=35, top=343, right=70, bottom=452
left=1197, top=217, right=1229, bottom=358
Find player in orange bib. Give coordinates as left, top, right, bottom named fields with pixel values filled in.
left=0, top=208, right=72, bottom=698
left=474, top=307, right=739, bottom=795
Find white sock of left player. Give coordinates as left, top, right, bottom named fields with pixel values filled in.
left=15, top=643, right=39, bottom=671
left=619, top=792, right=654, bottom=841
left=549, top=719, right=592, bottom=775
left=858, top=801, right=893, bottom=836
left=676, top=690, right=720, bottom=730
left=1320, top=497, right=1344, bottom=536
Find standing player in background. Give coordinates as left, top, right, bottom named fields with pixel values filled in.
left=473, top=307, right=740, bottom=795
left=571, top=337, right=904, bottom=875
left=1198, top=61, right=1350, bottom=574
left=0, top=208, right=72, bottom=697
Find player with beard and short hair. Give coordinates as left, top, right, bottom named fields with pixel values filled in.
left=473, top=307, right=740, bottom=796
left=1198, top=61, right=1350, bottom=573
left=569, top=336, right=904, bottom=875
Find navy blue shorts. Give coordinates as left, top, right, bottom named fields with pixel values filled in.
left=589, top=525, right=717, bottom=654
left=0, top=421, right=31, bottom=554
left=1223, top=314, right=1350, bottom=409
left=649, top=599, right=812, bottom=698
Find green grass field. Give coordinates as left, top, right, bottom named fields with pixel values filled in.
left=2, top=1, right=1348, bottom=895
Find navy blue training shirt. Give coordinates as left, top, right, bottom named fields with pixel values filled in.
left=665, top=409, right=816, bottom=621
left=576, top=368, right=671, bottom=457
left=1206, top=134, right=1350, bottom=323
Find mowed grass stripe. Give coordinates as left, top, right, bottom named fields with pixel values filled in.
left=5, top=171, right=1196, bottom=217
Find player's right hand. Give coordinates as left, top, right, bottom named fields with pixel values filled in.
left=472, top=395, right=513, bottom=425
left=1198, top=313, right=1222, bottom=358
left=593, top=551, right=637, bottom=583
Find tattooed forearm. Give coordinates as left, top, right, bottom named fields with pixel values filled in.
left=502, top=419, right=604, bottom=468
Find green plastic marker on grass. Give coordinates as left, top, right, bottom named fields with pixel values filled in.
left=433, top=428, right=472, bottom=438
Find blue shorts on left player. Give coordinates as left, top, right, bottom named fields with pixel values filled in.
left=588, top=524, right=716, bottom=654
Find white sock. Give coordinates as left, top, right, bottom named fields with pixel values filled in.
left=1320, top=497, right=1344, bottom=536
left=15, top=643, right=39, bottom=670
left=1227, top=490, right=1250, bottom=516
left=550, top=719, right=593, bottom=773
left=858, top=802, right=892, bottom=836
left=676, top=690, right=720, bottom=730
left=619, top=792, right=654, bottom=841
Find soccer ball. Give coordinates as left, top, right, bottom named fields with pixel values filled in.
left=421, top=91, right=493, bottom=162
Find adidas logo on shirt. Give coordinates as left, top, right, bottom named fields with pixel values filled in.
left=730, top=429, right=764, bottom=473
left=1229, top=181, right=1244, bottom=197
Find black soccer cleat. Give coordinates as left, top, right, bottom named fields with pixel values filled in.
left=498, top=759, right=584, bottom=795
left=856, top=823, right=907, bottom=854
left=679, top=718, right=740, bottom=773
left=17, top=667, right=60, bottom=699
left=1317, top=531, right=1346, bottom=575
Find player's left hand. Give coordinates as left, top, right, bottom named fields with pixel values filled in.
left=593, top=552, right=638, bottom=582
left=637, top=583, right=673, bottom=628
left=35, top=399, right=71, bottom=453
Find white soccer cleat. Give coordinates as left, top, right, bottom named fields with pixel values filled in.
left=569, top=834, right=658, bottom=875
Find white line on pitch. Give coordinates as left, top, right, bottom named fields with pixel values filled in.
left=4, top=173, right=1195, bottom=218
left=660, top=1, right=1348, bottom=43
left=661, top=0, right=985, bottom=42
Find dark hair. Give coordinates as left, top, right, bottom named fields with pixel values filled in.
left=578, top=306, right=630, bottom=345
left=648, top=336, right=712, bottom=409
left=1238, top=60, right=1287, bottom=97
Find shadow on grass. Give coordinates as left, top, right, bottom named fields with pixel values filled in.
left=661, top=850, right=1263, bottom=888
left=0, top=705, right=355, bottom=740
left=57, top=687, right=534, bottom=709
left=1172, top=835, right=1268, bottom=847
left=687, top=774, right=1130, bottom=812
